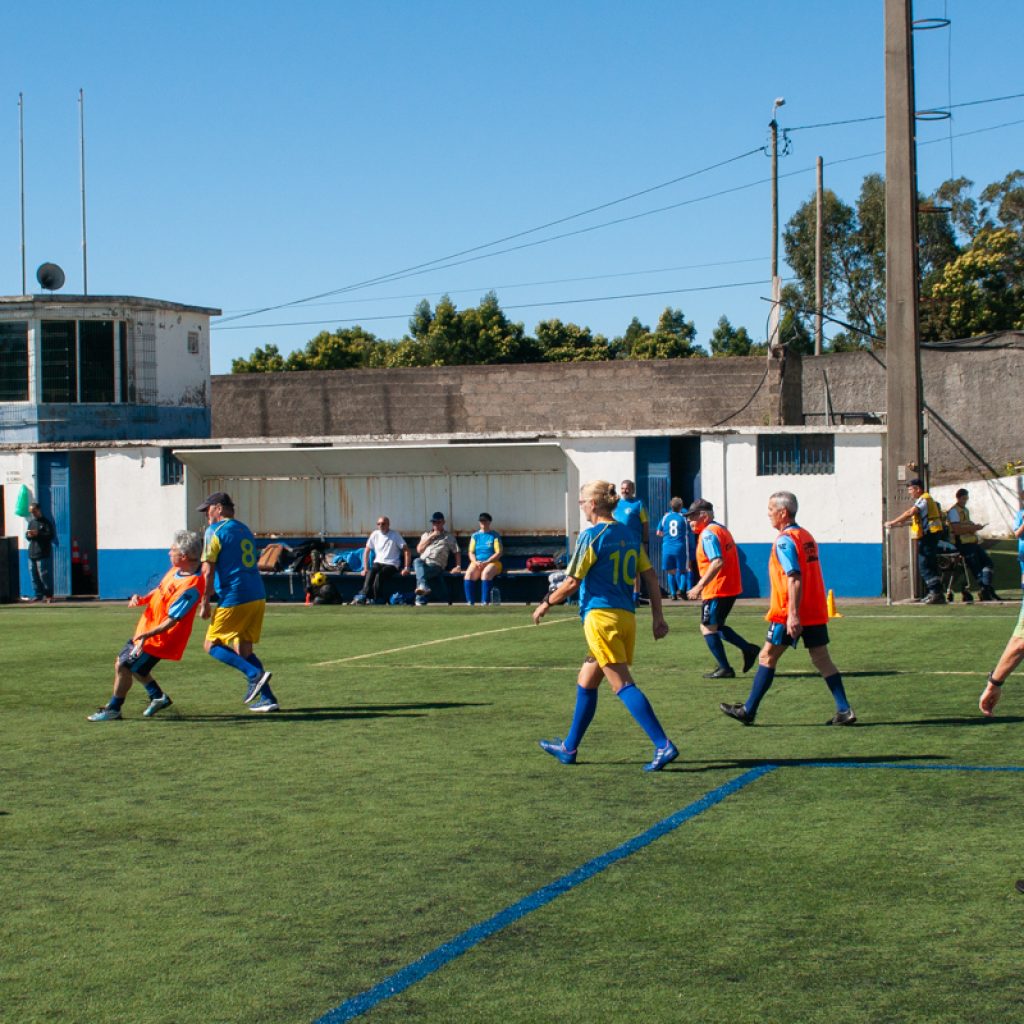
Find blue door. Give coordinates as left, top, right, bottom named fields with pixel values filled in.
left=36, top=454, right=72, bottom=597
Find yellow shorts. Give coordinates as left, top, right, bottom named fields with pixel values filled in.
left=206, top=600, right=266, bottom=646
left=583, top=607, right=636, bottom=666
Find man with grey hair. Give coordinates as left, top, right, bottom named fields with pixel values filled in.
left=719, top=491, right=856, bottom=726
left=88, top=531, right=206, bottom=721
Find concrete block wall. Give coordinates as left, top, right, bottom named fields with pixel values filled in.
left=802, top=333, right=1024, bottom=483
left=212, top=356, right=792, bottom=439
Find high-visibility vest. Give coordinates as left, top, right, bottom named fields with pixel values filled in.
left=768, top=525, right=828, bottom=627
left=695, top=522, right=742, bottom=599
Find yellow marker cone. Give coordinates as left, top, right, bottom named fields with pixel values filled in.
left=827, top=589, right=842, bottom=619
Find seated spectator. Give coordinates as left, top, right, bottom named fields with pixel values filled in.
left=354, top=515, right=411, bottom=604
left=414, top=512, right=461, bottom=605
left=464, top=513, right=503, bottom=605
left=947, top=488, right=1001, bottom=601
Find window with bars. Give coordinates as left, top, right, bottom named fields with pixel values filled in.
left=757, top=434, right=835, bottom=476
left=161, top=448, right=184, bottom=486
left=36, top=319, right=126, bottom=403
left=0, top=321, right=29, bottom=400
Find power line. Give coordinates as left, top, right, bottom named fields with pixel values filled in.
left=212, top=115, right=1024, bottom=334
left=212, top=279, right=776, bottom=332
left=213, top=146, right=764, bottom=326
left=787, top=90, right=1024, bottom=132
left=218, top=257, right=769, bottom=316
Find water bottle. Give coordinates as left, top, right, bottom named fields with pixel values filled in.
left=491, top=587, right=501, bottom=607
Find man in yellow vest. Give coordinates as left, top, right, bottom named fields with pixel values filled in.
left=884, top=478, right=946, bottom=604
left=947, top=488, right=1001, bottom=601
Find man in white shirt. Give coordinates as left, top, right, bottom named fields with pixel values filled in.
left=354, top=515, right=411, bottom=604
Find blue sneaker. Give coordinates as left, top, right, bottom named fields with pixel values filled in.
left=87, top=706, right=122, bottom=721
left=143, top=694, right=173, bottom=718
left=243, top=670, right=272, bottom=705
left=538, top=738, right=577, bottom=765
left=249, top=696, right=280, bottom=713
left=643, top=741, right=679, bottom=772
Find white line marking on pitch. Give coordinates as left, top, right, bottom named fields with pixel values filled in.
left=313, top=618, right=574, bottom=667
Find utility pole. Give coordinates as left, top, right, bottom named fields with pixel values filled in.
left=19, top=93, right=26, bottom=295
left=884, top=0, right=924, bottom=601
left=79, top=88, right=88, bottom=296
left=815, top=157, right=824, bottom=355
left=767, top=98, right=786, bottom=354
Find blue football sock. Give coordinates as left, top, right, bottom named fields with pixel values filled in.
left=245, top=653, right=264, bottom=671
left=481, top=579, right=492, bottom=605
left=617, top=683, right=668, bottom=748
left=719, top=624, right=749, bottom=650
left=666, top=572, right=678, bottom=594
left=704, top=632, right=730, bottom=670
left=208, top=643, right=260, bottom=681
left=564, top=685, right=598, bottom=751
left=143, top=680, right=163, bottom=699
left=108, top=695, right=125, bottom=710
left=824, top=672, right=850, bottom=712
left=463, top=577, right=475, bottom=604
left=745, top=665, right=776, bottom=716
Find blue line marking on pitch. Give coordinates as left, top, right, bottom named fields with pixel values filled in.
left=312, top=764, right=777, bottom=1024
left=796, top=761, right=1024, bottom=773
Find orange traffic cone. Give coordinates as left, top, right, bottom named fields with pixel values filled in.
left=827, top=589, right=842, bottom=619
left=71, top=539, right=81, bottom=565
left=305, top=590, right=312, bottom=605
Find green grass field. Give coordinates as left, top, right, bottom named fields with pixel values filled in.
left=3, top=599, right=1023, bottom=1024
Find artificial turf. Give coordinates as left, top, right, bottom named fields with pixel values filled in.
left=1, top=598, right=1022, bottom=1023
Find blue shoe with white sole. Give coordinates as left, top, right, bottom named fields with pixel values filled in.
left=643, top=741, right=679, bottom=772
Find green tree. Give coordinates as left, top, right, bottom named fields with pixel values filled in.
left=231, top=343, right=288, bottom=373
left=285, top=326, right=381, bottom=370
left=925, top=227, right=1024, bottom=338
left=618, top=308, right=704, bottom=359
left=710, top=315, right=763, bottom=356
left=534, top=319, right=610, bottom=362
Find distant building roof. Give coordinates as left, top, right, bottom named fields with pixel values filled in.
left=0, top=294, right=221, bottom=316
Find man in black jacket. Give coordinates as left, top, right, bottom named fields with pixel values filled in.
left=25, top=501, right=55, bottom=603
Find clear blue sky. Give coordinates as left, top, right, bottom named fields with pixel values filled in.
left=3, top=1, right=1021, bottom=372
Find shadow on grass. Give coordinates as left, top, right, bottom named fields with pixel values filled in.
left=662, top=753, right=954, bottom=774
left=164, top=700, right=491, bottom=723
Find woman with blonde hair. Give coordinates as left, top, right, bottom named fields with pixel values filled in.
left=533, top=480, right=677, bottom=771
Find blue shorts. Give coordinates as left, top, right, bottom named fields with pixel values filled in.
left=661, top=547, right=686, bottom=572
left=765, top=621, right=830, bottom=650
left=701, top=596, right=737, bottom=629
left=117, top=639, right=161, bottom=677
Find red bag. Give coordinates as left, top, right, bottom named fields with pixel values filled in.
left=526, top=556, right=557, bottom=573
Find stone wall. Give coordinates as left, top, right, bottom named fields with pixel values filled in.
left=802, top=333, right=1024, bottom=483
left=212, top=356, right=795, bottom=439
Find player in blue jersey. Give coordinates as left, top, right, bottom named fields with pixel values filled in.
left=656, top=496, right=690, bottom=599
left=613, top=478, right=649, bottom=604
left=197, top=492, right=279, bottom=712
left=464, top=512, right=503, bottom=605
left=532, top=479, right=677, bottom=771
left=1014, top=504, right=1024, bottom=595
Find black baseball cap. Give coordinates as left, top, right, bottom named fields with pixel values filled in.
left=430, top=511, right=446, bottom=522
left=478, top=512, right=492, bottom=522
left=197, top=491, right=233, bottom=511
left=685, top=498, right=714, bottom=518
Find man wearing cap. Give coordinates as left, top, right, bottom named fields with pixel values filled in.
left=947, top=488, right=1001, bottom=601
left=413, top=512, right=462, bottom=606
left=685, top=498, right=759, bottom=678
left=884, top=478, right=946, bottom=604
left=464, top=513, right=503, bottom=606
left=197, top=492, right=279, bottom=711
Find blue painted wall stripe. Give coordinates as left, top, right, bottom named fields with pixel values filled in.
left=313, top=765, right=777, bottom=1024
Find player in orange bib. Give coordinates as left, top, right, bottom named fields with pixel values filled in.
left=685, top=498, right=760, bottom=678
left=719, top=491, right=856, bottom=726
left=87, top=531, right=206, bottom=721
